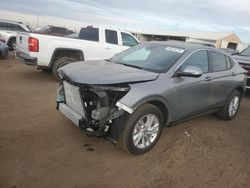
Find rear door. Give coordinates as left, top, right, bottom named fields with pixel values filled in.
left=172, top=50, right=213, bottom=120
left=78, top=27, right=101, bottom=60
left=208, top=51, right=236, bottom=106
left=102, top=29, right=123, bottom=59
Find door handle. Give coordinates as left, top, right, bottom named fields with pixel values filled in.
left=105, top=47, right=111, bottom=50
left=231, top=72, right=236, bottom=76
left=205, top=76, right=212, bottom=81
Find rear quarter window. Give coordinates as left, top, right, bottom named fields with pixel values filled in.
left=209, top=51, right=227, bottom=72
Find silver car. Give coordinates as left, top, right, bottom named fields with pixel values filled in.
left=56, top=41, right=247, bottom=155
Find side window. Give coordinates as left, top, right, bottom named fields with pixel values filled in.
left=0, top=22, right=9, bottom=30
left=79, top=28, right=99, bottom=42
left=209, top=51, right=227, bottom=72
left=12, top=24, right=26, bottom=32
left=181, top=50, right=209, bottom=73
left=105, top=29, right=118, bottom=45
left=121, top=32, right=138, bottom=46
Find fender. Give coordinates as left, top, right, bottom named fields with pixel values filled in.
left=48, top=48, right=84, bottom=68
left=132, top=94, right=173, bottom=124
left=109, top=95, right=173, bottom=142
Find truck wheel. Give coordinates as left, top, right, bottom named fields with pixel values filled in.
left=52, top=57, right=78, bottom=80
left=119, top=104, right=163, bottom=155
left=8, top=38, right=16, bottom=51
left=217, top=90, right=241, bottom=120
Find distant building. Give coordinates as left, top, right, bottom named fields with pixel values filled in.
left=132, top=30, right=246, bottom=51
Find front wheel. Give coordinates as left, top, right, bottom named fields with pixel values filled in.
left=217, top=90, right=241, bottom=120
left=52, top=57, right=78, bottom=80
left=119, top=104, right=163, bottom=155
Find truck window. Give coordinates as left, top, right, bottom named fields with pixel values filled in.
left=121, top=32, right=138, bottom=46
left=105, top=29, right=118, bottom=45
left=12, top=24, right=26, bottom=32
left=0, top=22, right=9, bottom=30
left=79, top=27, right=99, bottom=42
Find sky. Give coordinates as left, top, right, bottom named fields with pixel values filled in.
left=0, top=0, right=250, bottom=43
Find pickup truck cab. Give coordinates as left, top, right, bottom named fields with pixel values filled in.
left=15, top=26, right=139, bottom=79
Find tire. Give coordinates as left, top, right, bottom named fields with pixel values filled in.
left=119, top=103, right=164, bottom=155
left=217, top=90, right=241, bottom=120
left=8, top=38, right=16, bottom=51
left=52, top=57, right=78, bottom=80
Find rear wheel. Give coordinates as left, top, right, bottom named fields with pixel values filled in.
left=8, top=38, right=16, bottom=51
left=119, top=104, right=163, bottom=155
left=217, top=90, right=241, bottom=120
left=52, top=57, right=78, bottom=80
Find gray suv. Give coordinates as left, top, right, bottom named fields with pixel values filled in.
left=56, top=41, right=246, bottom=155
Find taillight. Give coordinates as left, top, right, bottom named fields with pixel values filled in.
left=243, top=70, right=249, bottom=75
left=28, top=37, right=39, bottom=52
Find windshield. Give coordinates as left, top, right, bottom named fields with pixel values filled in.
left=240, top=46, right=250, bottom=56
left=111, top=43, right=185, bottom=73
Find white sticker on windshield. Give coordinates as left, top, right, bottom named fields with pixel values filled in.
left=165, top=47, right=185, bottom=53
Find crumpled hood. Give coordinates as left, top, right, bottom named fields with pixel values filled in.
left=233, top=55, right=250, bottom=63
left=58, top=60, right=159, bottom=85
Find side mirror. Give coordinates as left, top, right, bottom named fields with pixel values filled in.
left=177, top=66, right=203, bottom=78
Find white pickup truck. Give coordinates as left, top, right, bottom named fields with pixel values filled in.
left=15, top=26, right=139, bottom=79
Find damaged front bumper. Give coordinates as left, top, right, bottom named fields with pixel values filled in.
left=56, top=81, right=132, bottom=141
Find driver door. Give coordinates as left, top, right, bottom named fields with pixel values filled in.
left=172, top=50, right=213, bottom=120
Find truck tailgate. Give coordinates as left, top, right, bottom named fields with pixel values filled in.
left=16, top=33, right=30, bottom=54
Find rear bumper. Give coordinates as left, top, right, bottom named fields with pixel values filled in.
left=15, top=50, right=37, bottom=66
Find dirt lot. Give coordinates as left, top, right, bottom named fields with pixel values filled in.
left=0, top=55, right=249, bottom=188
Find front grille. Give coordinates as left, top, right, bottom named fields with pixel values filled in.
left=63, top=81, right=86, bottom=118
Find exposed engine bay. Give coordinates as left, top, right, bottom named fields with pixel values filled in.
left=56, top=81, right=131, bottom=141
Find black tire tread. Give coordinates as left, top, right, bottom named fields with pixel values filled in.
left=52, top=57, right=77, bottom=80
left=217, top=90, right=241, bottom=120
left=118, top=103, right=163, bottom=155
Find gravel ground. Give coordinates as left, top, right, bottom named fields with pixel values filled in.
left=0, top=55, right=249, bottom=188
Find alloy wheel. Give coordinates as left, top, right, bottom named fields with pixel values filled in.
left=132, top=114, right=160, bottom=149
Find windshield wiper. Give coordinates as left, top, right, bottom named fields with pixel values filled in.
left=117, top=62, right=142, bottom=70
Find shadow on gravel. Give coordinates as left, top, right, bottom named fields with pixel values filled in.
left=17, top=69, right=57, bottom=83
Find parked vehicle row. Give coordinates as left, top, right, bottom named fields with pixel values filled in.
left=56, top=41, right=247, bottom=155
left=15, top=26, right=139, bottom=79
